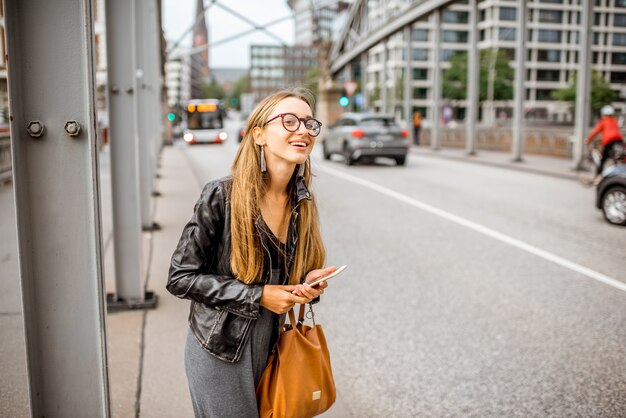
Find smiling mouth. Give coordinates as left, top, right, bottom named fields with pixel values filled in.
left=291, top=141, right=308, bottom=148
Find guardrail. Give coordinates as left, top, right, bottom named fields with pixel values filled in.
left=0, top=133, right=12, bottom=184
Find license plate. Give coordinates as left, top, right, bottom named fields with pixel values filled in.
left=377, top=134, right=393, bottom=140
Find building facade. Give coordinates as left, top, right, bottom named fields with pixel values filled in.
left=288, top=0, right=351, bottom=46
left=248, top=1, right=350, bottom=104
left=358, top=0, right=626, bottom=124
left=165, top=50, right=192, bottom=108
left=249, top=45, right=318, bottom=102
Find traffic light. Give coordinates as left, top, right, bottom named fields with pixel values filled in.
left=339, top=96, right=349, bottom=107
left=167, top=112, right=176, bottom=122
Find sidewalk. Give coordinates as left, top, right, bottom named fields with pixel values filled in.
left=0, top=146, right=200, bottom=417
left=410, top=146, right=579, bottom=181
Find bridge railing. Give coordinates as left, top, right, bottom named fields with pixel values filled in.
left=0, top=133, right=12, bottom=184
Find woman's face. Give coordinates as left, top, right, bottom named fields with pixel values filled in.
left=254, top=97, right=316, bottom=168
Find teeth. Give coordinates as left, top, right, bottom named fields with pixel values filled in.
left=291, top=142, right=307, bottom=147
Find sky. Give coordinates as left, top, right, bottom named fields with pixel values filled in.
left=162, top=0, right=295, bottom=69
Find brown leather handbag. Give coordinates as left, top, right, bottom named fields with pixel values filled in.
left=256, top=304, right=336, bottom=418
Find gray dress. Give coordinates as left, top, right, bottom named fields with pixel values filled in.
left=184, top=233, right=287, bottom=418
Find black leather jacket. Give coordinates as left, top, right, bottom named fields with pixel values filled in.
left=167, top=176, right=311, bottom=362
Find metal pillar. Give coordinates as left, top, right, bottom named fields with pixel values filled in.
left=431, top=9, right=442, bottom=150
left=362, top=52, right=369, bottom=111
left=574, top=0, right=593, bottom=169
left=149, top=0, right=164, bottom=173
left=404, top=25, right=412, bottom=143
left=381, top=40, right=388, bottom=114
left=5, top=0, right=110, bottom=415
left=512, top=1, right=527, bottom=162
left=466, top=0, right=479, bottom=156
left=136, top=0, right=156, bottom=230
left=345, top=63, right=354, bottom=112
left=106, top=0, right=150, bottom=305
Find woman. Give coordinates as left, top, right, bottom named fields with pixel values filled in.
left=167, top=88, right=335, bottom=417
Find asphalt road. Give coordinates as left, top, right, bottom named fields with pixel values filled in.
left=181, top=114, right=626, bottom=417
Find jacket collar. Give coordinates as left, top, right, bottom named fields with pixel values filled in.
left=293, top=175, right=311, bottom=206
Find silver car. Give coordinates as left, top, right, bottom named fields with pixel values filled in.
left=321, top=113, right=410, bottom=166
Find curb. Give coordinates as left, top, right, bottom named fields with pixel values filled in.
left=410, top=147, right=578, bottom=181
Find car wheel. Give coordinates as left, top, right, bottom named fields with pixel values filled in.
left=601, top=186, right=626, bottom=226
left=395, top=156, right=407, bottom=166
left=343, top=145, right=355, bottom=166
left=322, top=141, right=331, bottom=160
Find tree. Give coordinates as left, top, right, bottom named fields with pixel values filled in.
left=303, top=66, right=321, bottom=100
left=201, top=80, right=225, bottom=100
left=228, top=74, right=250, bottom=110
left=551, top=70, right=616, bottom=115
left=442, top=48, right=514, bottom=101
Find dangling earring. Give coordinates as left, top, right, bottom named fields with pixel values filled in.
left=260, top=145, right=267, bottom=174
left=297, top=158, right=308, bottom=177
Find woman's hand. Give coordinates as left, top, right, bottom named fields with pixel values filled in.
left=291, top=266, right=335, bottom=302
left=260, top=285, right=308, bottom=314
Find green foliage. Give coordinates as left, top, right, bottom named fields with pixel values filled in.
left=303, top=66, right=321, bottom=99
left=201, top=80, right=226, bottom=100
left=369, top=84, right=380, bottom=103
left=551, top=70, right=617, bottom=115
left=228, top=74, right=250, bottom=110
left=442, top=49, right=514, bottom=101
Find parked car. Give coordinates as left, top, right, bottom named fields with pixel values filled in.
left=596, top=164, right=626, bottom=226
left=321, top=113, right=410, bottom=166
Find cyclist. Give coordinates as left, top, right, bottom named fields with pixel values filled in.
left=585, top=105, right=624, bottom=183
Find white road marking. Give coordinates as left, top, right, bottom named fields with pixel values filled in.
left=316, top=163, right=626, bottom=293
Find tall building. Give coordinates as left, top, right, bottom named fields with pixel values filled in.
left=358, top=0, right=626, bottom=123
left=287, top=0, right=351, bottom=46
left=248, top=1, right=350, bottom=103
left=249, top=45, right=318, bottom=101
left=190, top=0, right=211, bottom=99
left=165, top=49, right=192, bottom=108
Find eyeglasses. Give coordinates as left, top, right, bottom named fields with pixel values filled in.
left=265, top=113, right=322, bottom=137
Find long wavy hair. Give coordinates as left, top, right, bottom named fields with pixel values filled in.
left=229, top=88, right=326, bottom=285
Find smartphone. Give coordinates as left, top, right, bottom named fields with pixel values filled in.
left=292, top=265, right=348, bottom=294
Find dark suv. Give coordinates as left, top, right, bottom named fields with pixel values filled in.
left=596, top=164, right=626, bottom=226
left=321, top=113, right=410, bottom=166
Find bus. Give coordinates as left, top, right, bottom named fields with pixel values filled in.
left=182, top=99, right=228, bottom=144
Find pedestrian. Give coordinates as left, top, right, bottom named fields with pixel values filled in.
left=586, top=105, right=625, bottom=184
left=413, top=110, right=421, bottom=146
left=167, top=87, right=336, bottom=418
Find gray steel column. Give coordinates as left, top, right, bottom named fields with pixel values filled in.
left=5, top=0, right=110, bottom=415
left=404, top=25, right=412, bottom=142
left=466, top=0, right=479, bottom=156
left=106, top=0, right=145, bottom=301
left=136, top=0, right=156, bottom=229
left=345, top=63, right=354, bottom=112
left=362, top=52, right=369, bottom=111
left=431, top=9, right=442, bottom=151
left=512, top=1, right=527, bottom=162
left=574, top=0, right=593, bottom=168
left=148, top=0, right=163, bottom=170
left=381, top=40, right=388, bottom=113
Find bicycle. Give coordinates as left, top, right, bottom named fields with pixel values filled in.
left=577, top=140, right=625, bottom=187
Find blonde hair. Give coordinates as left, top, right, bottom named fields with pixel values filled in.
left=229, top=88, right=325, bottom=285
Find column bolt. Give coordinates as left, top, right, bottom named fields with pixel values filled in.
left=27, top=120, right=45, bottom=138
left=64, top=120, right=81, bottom=137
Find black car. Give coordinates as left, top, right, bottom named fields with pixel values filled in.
left=321, top=113, right=410, bottom=166
left=596, top=165, right=626, bottom=226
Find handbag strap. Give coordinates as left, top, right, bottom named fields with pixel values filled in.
left=287, top=304, right=309, bottom=331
